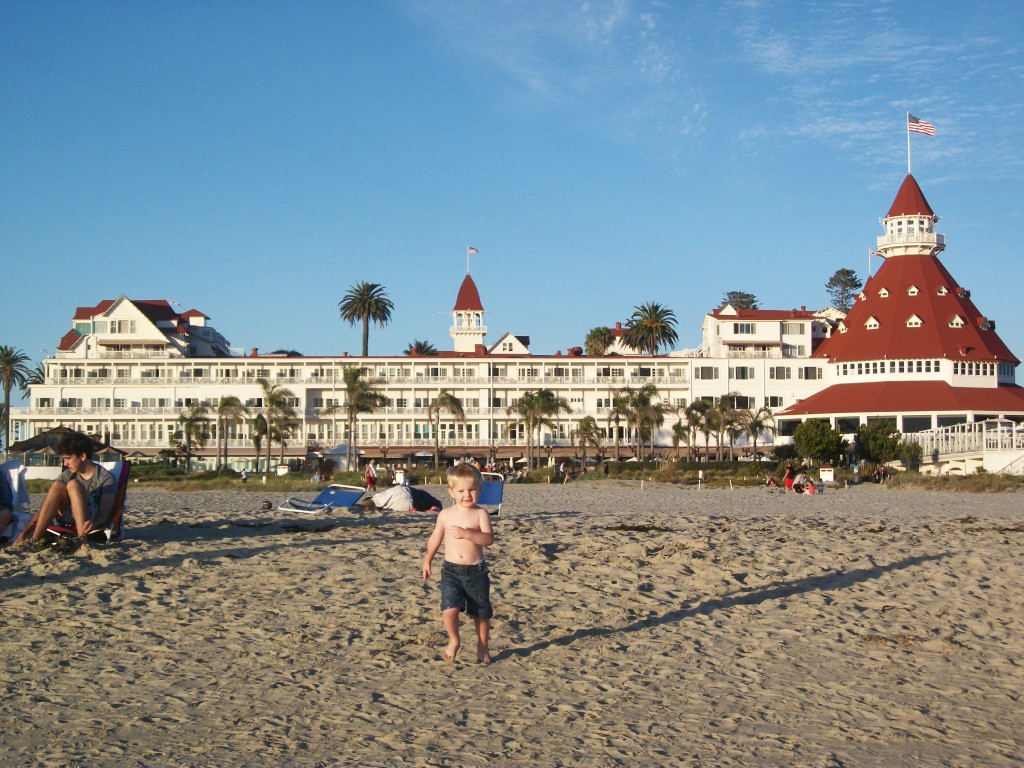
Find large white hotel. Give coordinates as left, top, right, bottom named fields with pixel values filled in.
left=11, top=174, right=1024, bottom=470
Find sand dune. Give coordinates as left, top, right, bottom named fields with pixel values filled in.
left=2, top=482, right=1022, bottom=767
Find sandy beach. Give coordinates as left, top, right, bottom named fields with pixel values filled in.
left=2, top=481, right=1022, bottom=767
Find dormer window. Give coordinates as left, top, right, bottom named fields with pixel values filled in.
left=878, top=288, right=889, bottom=298
left=837, top=321, right=848, bottom=334
left=937, top=286, right=949, bottom=296
left=857, top=292, right=867, bottom=302
left=906, top=314, right=923, bottom=328
left=907, top=285, right=919, bottom=296
left=865, top=316, right=880, bottom=330
left=949, top=315, right=965, bottom=328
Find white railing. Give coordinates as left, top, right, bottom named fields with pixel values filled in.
left=906, top=419, right=1024, bottom=457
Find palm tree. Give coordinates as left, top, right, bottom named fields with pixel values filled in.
left=626, top=383, right=669, bottom=461
left=0, top=346, right=31, bottom=459
left=671, top=420, right=687, bottom=461
left=534, top=389, right=571, bottom=468
left=339, top=282, right=394, bottom=357
left=24, top=361, right=46, bottom=387
left=684, top=401, right=709, bottom=461
left=606, top=387, right=633, bottom=461
left=428, top=389, right=465, bottom=470
left=341, top=366, right=387, bottom=471
left=405, top=339, right=438, bottom=356
left=215, top=395, right=249, bottom=473
left=621, top=302, right=679, bottom=355
left=686, top=398, right=714, bottom=462
left=572, top=415, right=601, bottom=472
left=251, top=414, right=267, bottom=473
left=173, top=401, right=210, bottom=473
left=257, top=378, right=297, bottom=479
left=741, top=406, right=776, bottom=460
left=584, top=327, right=615, bottom=356
left=506, top=393, right=538, bottom=471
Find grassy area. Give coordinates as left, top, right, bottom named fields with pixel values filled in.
left=25, top=461, right=1023, bottom=494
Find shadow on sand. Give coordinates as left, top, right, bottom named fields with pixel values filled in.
left=495, top=551, right=952, bottom=662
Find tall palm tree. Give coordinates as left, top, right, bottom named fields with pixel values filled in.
left=684, top=400, right=710, bottom=461
left=341, top=367, right=387, bottom=471
left=0, top=346, right=31, bottom=459
left=534, top=389, right=571, bottom=468
left=742, top=406, right=776, bottom=460
left=428, top=389, right=465, bottom=470
left=506, top=393, right=539, bottom=472
left=606, top=387, right=633, bottom=460
left=621, top=302, right=679, bottom=356
left=251, top=414, right=267, bottom=473
left=626, top=383, right=669, bottom=461
left=257, top=378, right=297, bottom=478
left=671, top=420, right=687, bottom=461
left=584, top=327, right=615, bottom=356
left=405, top=339, right=438, bottom=356
left=338, top=282, right=394, bottom=357
left=215, top=395, right=249, bottom=473
left=173, top=401, right=210, bottom=474
left=572, top=415, right=601, bottom=472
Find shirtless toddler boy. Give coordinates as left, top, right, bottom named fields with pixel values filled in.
left=422, top=463, right=494, bottom=664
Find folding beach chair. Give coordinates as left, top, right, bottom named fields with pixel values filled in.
left=45, top=460, right=132, bottom=545
left=278, top=484, right=365, bottom=514
left=0, top=460, right=32, bottom=544
left=478, top=471, right=505, bottom=516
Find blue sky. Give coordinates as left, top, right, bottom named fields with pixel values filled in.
left=3, top=0, right=1023, bottom=396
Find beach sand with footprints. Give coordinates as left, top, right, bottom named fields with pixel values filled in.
left=2, top=481, right=1022, bottom=767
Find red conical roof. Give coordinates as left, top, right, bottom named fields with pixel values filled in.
left=454, top=274, right=483, bottom=311
left=814, top=253, right=1017, bottom=365
left=886, top=174, right=935, bottom=217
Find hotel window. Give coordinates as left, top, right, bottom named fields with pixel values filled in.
left=906, top=315, right=923, bottom=328
left=765, top=396, right=784, bottom=408
left=937, top=286, right=949, bottom=296
left=694, top=366, right=720, bottom=380
left=798, top=367, right=822, bottom=380
left=781, top=322, right=805, bottom=335
left=733, top=322, right=754, bottom=334
left=75, top=321, right=92, bottom=335
left=889, top=361, right=896, bottom=373
left=907, top=285, right=920, bottom=296
left=769, top=366, right=791, bottom=380
left=878, top=288, right=889, bottom=298
left=730, top=366, right=754, bottom=380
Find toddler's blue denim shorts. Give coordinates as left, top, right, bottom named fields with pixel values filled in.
left=440, top=560, right=493, bottom=619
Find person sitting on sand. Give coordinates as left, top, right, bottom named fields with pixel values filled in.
left=783, top=462, right=796, bottom=493
left=356, top=484, right=442, bottom=513
left=422, top=463, right=494, bottom=665
left=0, top=468, right=15, bottom=545
left=14, top=431, right=115, bottom=548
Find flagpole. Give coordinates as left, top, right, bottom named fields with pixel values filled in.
left=906, top=109, right=911, bottom=174
left=466, top=244, right=471, bottom=274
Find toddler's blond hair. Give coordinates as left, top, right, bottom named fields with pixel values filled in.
left=447, top=462, right=483, bottom=490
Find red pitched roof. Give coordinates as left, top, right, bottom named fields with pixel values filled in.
left=72, top=300, right=115, bottom=320
left=813, top=253, right=1018, bottom=364
left=783, top=381, right=1024, bottom=417
left=453, top=274, right=483, bottom=311
left=886, top=174, right=935, bottom=217
left=56, top=329, right=82, bottom=351
left=710, top=307, right=819, bottom=320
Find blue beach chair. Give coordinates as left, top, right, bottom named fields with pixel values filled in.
left=278, top=484, right=366, bottom=514
left=478, top=471, right=505, bottom=516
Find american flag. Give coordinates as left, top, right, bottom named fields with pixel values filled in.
left=908, top=114, right=935, bottom=136
left=467, top=246, right=479, bottom=254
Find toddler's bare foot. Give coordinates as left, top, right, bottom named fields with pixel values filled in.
left=443, top=641, right=460, bottom=663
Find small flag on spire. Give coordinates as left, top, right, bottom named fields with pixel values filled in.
left=467, top=246, right=479, bottom=255
left=908, top=114, right=935, bottom=136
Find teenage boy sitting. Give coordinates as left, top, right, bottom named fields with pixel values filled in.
left=14, top=432, right=116, bottom=548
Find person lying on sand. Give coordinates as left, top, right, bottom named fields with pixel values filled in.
left=356, top=484, right=442, bottom=513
